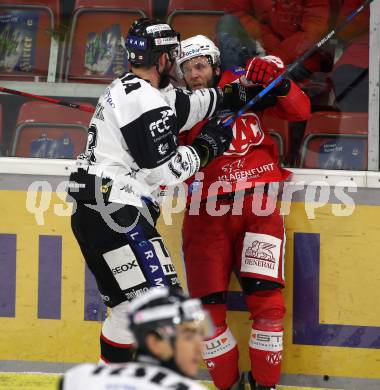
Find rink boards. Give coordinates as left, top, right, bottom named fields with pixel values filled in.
left=0, top=171, right=379, bottom=389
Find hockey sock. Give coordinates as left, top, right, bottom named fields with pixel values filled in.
left=202, top=303, right=239, bottom=389
left=245, top=289, right=285, bottom=387
left=100, top=332, right=135, bottom=363
left=100, top=301, right=136, bottom=363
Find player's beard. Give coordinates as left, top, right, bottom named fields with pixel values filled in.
left=159, top=60, right=176, bottom=89
left=212, top=71, right=221, bottom=88
left=205, top=77, right=214, bottom=88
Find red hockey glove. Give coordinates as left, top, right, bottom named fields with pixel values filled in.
left=245, top=55, right=284, bottom=85
left=244, top=55, right=290, bottom=96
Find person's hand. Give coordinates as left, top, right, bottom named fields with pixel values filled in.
left=244, top=55, right=290, bottom=96
left=191, top=118, right=233, bottom=167
left=245, top=55, right=285, bottom=85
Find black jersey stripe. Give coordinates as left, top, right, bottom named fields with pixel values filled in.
left=204, top=88, right=216, bottom=119
left=214, top=88, right=223, bottom=114
left=174, top=90, right=191, bottom=132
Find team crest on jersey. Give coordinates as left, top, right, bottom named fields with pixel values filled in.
left=224, top=112, right=264, bottom=156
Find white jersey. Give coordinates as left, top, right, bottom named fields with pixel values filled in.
left=74, top=72, right=222, bottom=206
left=60, top=362, right=208, bottom=390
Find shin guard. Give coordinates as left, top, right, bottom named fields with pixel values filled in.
left=246, top=289, right=285, bottom=387
left=202, top=303, right=239, bottom=389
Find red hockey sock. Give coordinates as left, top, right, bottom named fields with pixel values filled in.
left=249, top=327, right=282, bottom=386
left=202, top=304, right=239, bottom=389
left=246, top=289, right=285, bottom=387
left=203, top=325, right=239, bottom=389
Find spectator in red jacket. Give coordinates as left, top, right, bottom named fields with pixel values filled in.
left=329, top=0, right=369, bottom=112
left=216, top=0, right=332, bottom=81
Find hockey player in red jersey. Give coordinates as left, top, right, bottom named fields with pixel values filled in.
left=176, top=36, right=311, bottom=390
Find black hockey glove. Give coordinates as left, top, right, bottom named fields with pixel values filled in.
left=221, top=82, right=278, bottom=111
left=191, top=118, right=233, bottom=168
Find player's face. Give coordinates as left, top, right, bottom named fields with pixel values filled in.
left=174, top=322, right=204, bottom=377
left=182, top=55, right=214, bottom=90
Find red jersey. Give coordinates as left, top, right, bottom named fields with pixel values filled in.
left=179, top=68, right=311, bottom=202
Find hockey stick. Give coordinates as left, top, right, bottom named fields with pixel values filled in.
left=224, top=0, right=374, bottom=127
left=0, top=86, right=95, bottom=113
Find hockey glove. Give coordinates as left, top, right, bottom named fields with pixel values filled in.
left=191, top=118, right=233, bottom=168
left=244, top=55, right=290, bottom=96
left=222, top=82, right=277, bottom=111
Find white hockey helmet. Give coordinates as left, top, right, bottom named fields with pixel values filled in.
left=177, top=35, right=220, bottom=71
left=128, top=287, right=214, bottom=349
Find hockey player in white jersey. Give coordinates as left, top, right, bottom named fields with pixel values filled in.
left=59, top=287, right=212, bottom=390
left=67, top=17, right=253, bottom=364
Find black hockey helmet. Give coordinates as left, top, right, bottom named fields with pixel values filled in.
left=128, top=287, right=213, bottom=351
left=125, top=18, right=180, bottom=67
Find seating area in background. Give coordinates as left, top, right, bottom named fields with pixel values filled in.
left=167, top=0, right=228, bottom=40
left=10, top=101, right=92, bottom=158
left=63, top=0, right=152, bottom=83
left=0, top=1, right=370, bottom=166
left=0, top=0, right=60, bottom=81
left=0, top=0, right=368, bottom=91
left=0, top=98, right=368, bottom=165
left=0, top=0, right=231, bottom=82
left=262, top=113, right=291, bottom=164
left=298, top=111, right=368, bottom=170
left=0, top=0, right=350, bottom=85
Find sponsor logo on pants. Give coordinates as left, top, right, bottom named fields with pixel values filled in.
left=241, top=233, right=281, bottom=278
